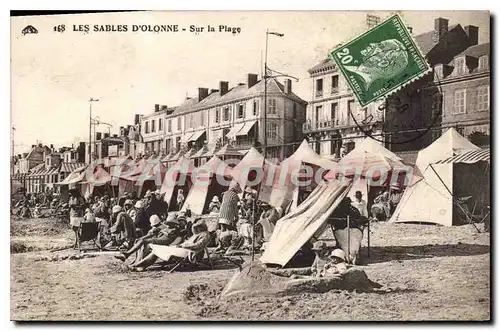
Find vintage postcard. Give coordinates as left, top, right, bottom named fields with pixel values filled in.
left=10, top=10, right=491, bottom=322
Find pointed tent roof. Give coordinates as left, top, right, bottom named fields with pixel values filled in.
left=215, top=144, right=243, bottom=158
left=198, top=155, right=233, bottom=177
left=351, top=138, right=403, bottom=163
left=230, top=147, right=269, bottom=189
left=282, top=140, right=337, bottom=170
left=191, top=145, right=210, bottom=159
left=415, top=128, right=480, bottom=172
left=57, top=165, right=88, bottom=185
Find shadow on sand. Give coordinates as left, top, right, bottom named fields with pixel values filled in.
left=361, top=243, right=490, bottom=264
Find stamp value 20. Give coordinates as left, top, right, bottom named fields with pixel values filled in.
left=330, top=14, right=430, bottom=108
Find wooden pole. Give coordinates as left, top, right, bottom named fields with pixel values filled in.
left=347, top=215, right=351, bottom=264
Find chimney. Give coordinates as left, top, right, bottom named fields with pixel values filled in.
left=247, top=73, right=258, bottom=88
left=50, top=144, right=54, bottom=151
left=434, top=17, right=449, bottom=43
left=284, top=79, right=292, bottom=94
left=31, top=144, right=35, bottom=148
left=134, top=114, right=141, bottom=125
left=219, top=81, right=229, bottom=96
left=198, top=87, right=209, bottom=101
left=464, top=25, right=479, bottom=46
left=154, top=104, right=160, bottom=112
left=161, top=105, right=168, bottom=111
left=113, top=134, right=118, bottom=138
left=96, top=132, right=102, bottom=141
left=104, top=133, right=110, bottom=139
left=210, top=89, right=219, bottom=94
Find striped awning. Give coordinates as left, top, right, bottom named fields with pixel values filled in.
left=434, top=149, right=490, bottom=164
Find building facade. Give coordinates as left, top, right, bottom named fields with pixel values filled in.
left=432, top=42, right=490, bottom=144
left=304, top=59, right=385, bottom=159
left=144, top=73, right=307, bottom=161
left=385, top=17, right=485, bottom=151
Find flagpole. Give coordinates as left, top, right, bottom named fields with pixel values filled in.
left=263, top=29, right=269, bottom=160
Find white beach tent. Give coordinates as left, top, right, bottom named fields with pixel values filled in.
left=260, top=179, right=351, bottom=266
left=389, top=129, right=488, bottom=226
left=415, top=127, right=479, bottom=173
left=350, top=137, right=403, bottom=163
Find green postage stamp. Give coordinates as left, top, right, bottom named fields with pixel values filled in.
left=330, top=14, right=431, bottom=107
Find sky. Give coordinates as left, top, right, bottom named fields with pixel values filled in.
left=11, top=10, right=490, bottom=155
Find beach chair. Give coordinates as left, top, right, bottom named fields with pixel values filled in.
left=78, top=222, right=101, bottom=251
left=150, top=233, right=214, bottom=273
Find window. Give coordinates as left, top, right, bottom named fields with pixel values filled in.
left=177, top=117, right=181, bottom=131
left=479, top=56, right=489, bottom=71
left=268, top=99, right=277, bottom=114
left=453, top=89, right=466, bottom=114
left=188, top=114, right=194, bottom=129
left=267, top=122, right=279, bottom=141
left=145, top=121, right=149, bottom=134
left=223, top=106, right=230, bottom=121
left=455, top=57, right=465, bottom=75
left=431, top=92, right=443, bottom=118
left=331, top=103, right=338, bottom=124
left=347, top=100, right=355, bottom=124
left=200, top=112, right=205, bottom=126
left=315, top=105, right=322, bottom=123
left=158, top=118, right=163, bottom=131
left=167, top=119, right=172, bottom=133
left=165, top=139, right=171, bottom=154
left=253, top=100, right=259, bottom=116
left=331, top=75, right=339, bottom=93
left=237, top=104, right=244, bottom=119
left=151, top=120, right=156, bottom=132
left=215, top=108, right=221, bottom=123
left=316, top=78, right=323, bottom=96
left=477, top=86, right=489, bottom=112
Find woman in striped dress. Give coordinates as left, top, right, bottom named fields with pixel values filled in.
left=218, top=182, right=241, bottom=231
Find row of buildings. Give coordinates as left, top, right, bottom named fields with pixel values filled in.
left=12, top=15, right=490, bottom=194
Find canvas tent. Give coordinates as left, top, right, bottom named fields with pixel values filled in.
left=160, top=156, right=195, bottom=210
left=389, top=130, right=489, bottom=226
left=260, top=179, right=351, bottom=266
left=350, top=138, right=403, bottom=163
left=415, top=127, right=479, bottom=173
left=180, top=156, right=233, bottom=215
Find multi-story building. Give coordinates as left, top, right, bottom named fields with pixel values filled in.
left=386, top=17, right=484, bottom=151
left=429, top=42, right=490, bottom=145
left=141, top=105, right=173, bottom=155
left=147, top=73, right=307, bottom=161
left=305, top=16, right=488, bottom=158
left=304, top=58, right=385, bottom=159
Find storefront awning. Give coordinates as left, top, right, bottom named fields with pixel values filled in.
left=225, top=123, right=245, bottom=139
left=236, top=121, right=257, bottom=136
left=181, top=132, right=194, bottom=143
left=189, top=130, right=206, bottom=142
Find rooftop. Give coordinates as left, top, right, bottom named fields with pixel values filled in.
left=456, top=42, right=490, bottom=58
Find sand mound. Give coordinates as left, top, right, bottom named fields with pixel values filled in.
left=220, top=261, right=382, bottom=298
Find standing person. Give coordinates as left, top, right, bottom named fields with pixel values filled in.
left=218, top=182, right=241, bottom=231
left=371, top=190, right=391, bottom=221
left=68, top=188, right=86, bottom=249
left=176, top=189, right=185, bottom=211
left=351, top=191, right=369, bottom=218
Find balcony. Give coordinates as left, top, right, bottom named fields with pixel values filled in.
left=315, top=90, right=324, bottom=98
left=234, top=136, right=257, bottom=149
left=331, top=87, right=339, bottom=94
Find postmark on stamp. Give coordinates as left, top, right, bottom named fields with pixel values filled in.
left=329, top=14, right=431, bottom=108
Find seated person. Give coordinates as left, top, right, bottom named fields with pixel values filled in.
left=83, top=208, right=96, bottom=223
left=214, top=229, right=241, bottom=254
left=208, top=196, right=221, bottom=214
left=237, top=207, right=253, bottom=249
left=371, top=191, right=391, bottom=221
left=128, top=218, right=211, bottom=272
left=115, top=214, right=181, bottom=262
left=109, top=205, right=138, bottom=250
left=290, top=241, right=331, bottom=279
left=322, top=249, right=348, bottom=277
left=32, top=204, right=41, bottom=218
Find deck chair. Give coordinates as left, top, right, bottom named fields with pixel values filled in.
left=78, top=222, right=101, bottom=251
left=150, top=233, right=214, bottom=273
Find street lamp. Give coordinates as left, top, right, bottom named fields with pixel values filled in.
left=263, top=30, right=298, bottom=159
left=88, top=98, right=99, bottom=163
